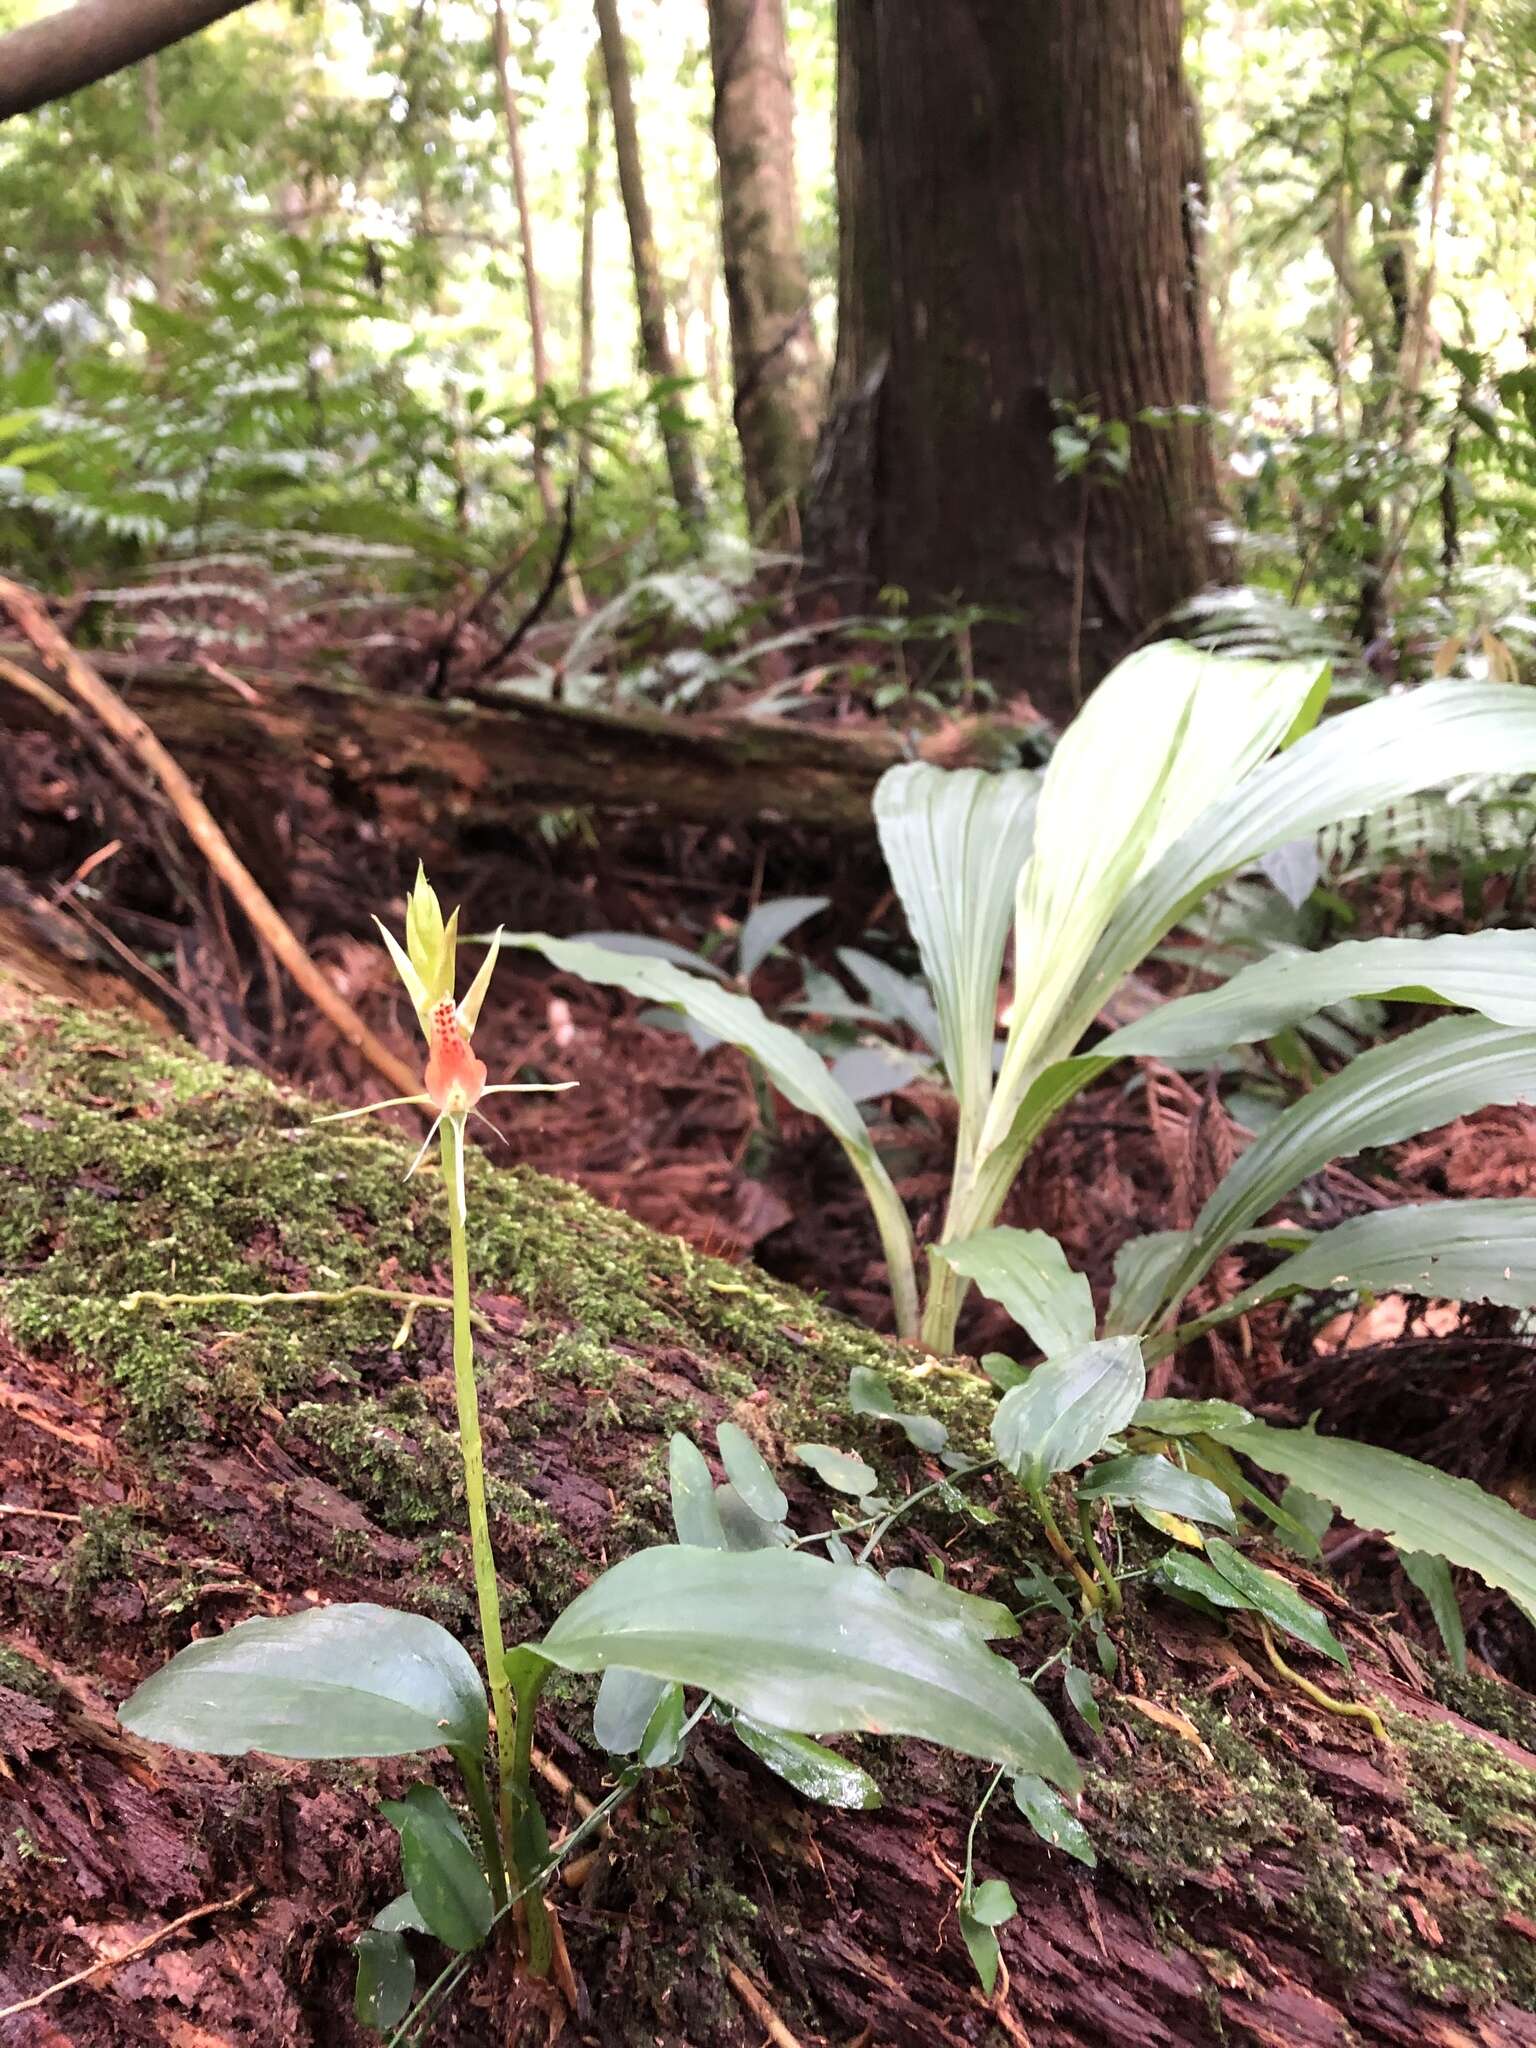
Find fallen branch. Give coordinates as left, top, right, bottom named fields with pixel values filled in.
left=0, top=1885, right=257, bottom=2022
left=0, top=579, right=419, bottom=1098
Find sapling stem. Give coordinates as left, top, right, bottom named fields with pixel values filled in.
left=1030, top=1488, right=1101, bottom=1609
left=438, top=1118, right=518, bottom=1913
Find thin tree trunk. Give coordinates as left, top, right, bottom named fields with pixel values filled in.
left=491, top=0, right=557, bottom=522
left=592, top=0, right=708, bottom=532
left=707, top=0, right=822, bottom=545
left=142, top=54, right=173, bottom=302
left=578, top=51, right=603, bottom=409
left=0, top=0, right=257, bottom=122
left=807, top=0, right=1225, bottom=722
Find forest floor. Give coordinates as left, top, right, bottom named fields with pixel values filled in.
left=3, top=591, right=1536, bottom=2043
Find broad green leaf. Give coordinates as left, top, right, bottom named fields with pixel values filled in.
left=505, top=934, right=918, bottom=1333
left=1078, top=1453, right=1237, bottom=1531
left=1083, top=679, right=1536, bottom=1032
left=716, top=1421, right=788, bottom=1523
left=1201, top=1538, right=1348, bottom=1666
left=1276, top=1484, right=1333, bottom=1561
left=1012, top=1773, right=1097, bottom=1867
left=885, top=1567, right=1020, bottom=1640
left=733, top=1717, right=882, bottom=1808
left=1400, top=1552, right=1467, bottom=1674
left=715, top=1483, right=790, bottom=1551
left=968, top=1877, right=1018, bottom=1927
left=1210, top=1418, right=1536, bottom=1621
left=537, top=1546, right=1080, bottom=1786
left=118, top=1603, right=488, bottom=1760
left=1134, top=1397, right=1252, bottom=1437
left=354, top=1930, right=414, bottom=2031
left=1106, top=1232, right=1192, bottom=1335
left=638, top=1682, right=688, bottom=1766
left=960, top=1908, right=1001, bottom=1993
left=669, top=1434, right=726, bottom=1548
left=991, top=1338, right=1146, bottom=1489
left=1062, top=1662, right=1102, bottom=1733
left=838, top=947, right=943, bottom=1053
left=873, top=761, right=1039, bottom=1139
left=1222, top=1199, right=1536, bottom=1321
left=848, top=1365, right=948, bottom=1453
left=935, top=1228, right=1095, bottom=1357
left=594, top=1667, right=668, bottom=1754
left=378, top=1884, right=434, bottom=1933
left=379, top=1784, right=494, bottom=1954
left=737, top=895, right=829, bottom=981
left=372, top=1894, right=429, bottom=1936
left=1161, top=1017, right=1536, bottom=1313
left=1097, top=931, right=1536, bottom=1064
left=796, top=1442, right=880, bottom=1496
left=829, top=1043, right=931, bottom=1103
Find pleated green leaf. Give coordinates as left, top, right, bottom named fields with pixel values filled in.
left=934, top=1227, right=1095, bottom=1356
left=1210, top=1419, right=1536, bottom=1619
left=1222, top=1198, right=1536, bottom=1319
left=873, top=762, right=1040, bottom=1134
left=991, top=1337, right=1146, bottom=1489
left=1158, top=1016, right=1536, bottom=1315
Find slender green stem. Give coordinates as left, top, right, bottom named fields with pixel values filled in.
left=439, top=1118, right=515, bottom=1903
left=506, top=1654, right=553, bottom=1978
left=1030, top=1487, right=1100, bottom=1609
left=1077, top=1502, right=1123, bottom=1614
left=454, top=1746, right=508, bottom=1912
left=962, top=1764, right=1006, bottom=1899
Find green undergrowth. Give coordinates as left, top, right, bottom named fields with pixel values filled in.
left=5, top=993, right=1536, bottom=2014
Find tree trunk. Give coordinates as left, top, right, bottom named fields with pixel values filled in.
left=491, top=0, right=558, bottom=524
left=578, top=50, right=604, bottom=409
left=592, top=0, right=708, bottom=533
left=807, top=0, right=1226, bottom=723
left=0, top=0, right=257, bottom=123
left=3, top=983, right=1536, bottom=2047
left=707, top=0, right=822, bottom=544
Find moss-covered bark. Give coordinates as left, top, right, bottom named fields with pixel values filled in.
left=2, top=983, right=1535, bottom=2046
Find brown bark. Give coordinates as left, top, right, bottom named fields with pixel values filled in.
left=593, top=0, right=708, bottom=532
left=0, top=0, right=257, bottom=123
left=0, top=643, right=918, bottom=839
left=807, top=0, right=1226, bottom=722
left=578, top=51, right=604, bottom=409
left=708, top=0, right=822, bottom=543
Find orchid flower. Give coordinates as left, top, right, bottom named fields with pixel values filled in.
left=319, top=865, right=573, bottom=1217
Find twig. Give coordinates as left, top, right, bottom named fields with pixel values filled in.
left=0, top=578, right=419, bottom=1099
left=724, top=1961, right=805, bottom=2048
left=0, top=1885, right=256, bottom=2022
left=472, top=487, right=578, bottom=680
left=0, top=1502, right=82, bottom=1523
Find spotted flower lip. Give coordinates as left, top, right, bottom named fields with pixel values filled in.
left=316, top=867, right=573, bottom=1207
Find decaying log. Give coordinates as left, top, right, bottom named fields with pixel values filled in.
left=2, top=981, right=1535, bottom=2047
left=0, top=642, right=969, bottom=840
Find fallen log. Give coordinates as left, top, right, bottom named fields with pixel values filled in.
left=2, top=981, right=1535, bottom=2046
left=0, top=642, right=961, bottom=840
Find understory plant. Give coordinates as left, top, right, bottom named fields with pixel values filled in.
left=507, top=643, right=1536, bottom=1351
left=117, top=872, right=1080, bottom=2039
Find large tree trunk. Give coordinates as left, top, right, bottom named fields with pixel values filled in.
left=0, top=0, right=256, bottom=123
left=491, top=0, right=559, bottom=524
left=707, top=0, right=823, bottom=545
left=592, top=0, right=708, bottom=533
left=807, top=0, right=1226, bottom=723
left=2, top=982, right=1536, bottom=2046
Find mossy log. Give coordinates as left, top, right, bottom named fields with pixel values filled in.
left=2, top=981, right=1536, bottom=2047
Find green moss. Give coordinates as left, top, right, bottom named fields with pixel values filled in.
left=65, top=1506, right=142, bottom=1625
left=1431, top=1663, right=1536, bottom=1752
left=288, top=1395, right=463, bottom=1532
left=0, top=1643, right=56, bottom=1700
